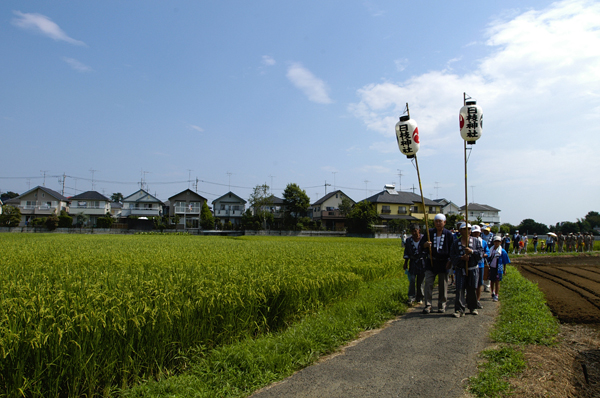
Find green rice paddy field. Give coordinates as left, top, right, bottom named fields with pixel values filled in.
left=0, top=234, right=404, bottom=397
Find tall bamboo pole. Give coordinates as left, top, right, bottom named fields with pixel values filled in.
left=463, top=93, right=470, bottom=275
left=406, top=103, right=434, bottom=269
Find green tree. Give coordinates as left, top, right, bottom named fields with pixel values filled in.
left=0, top=191, right=19, bottom=202
left=339, top=197, right=354, bottom=216
left=445, top=213, right=464, bottom=230
left=46, top=214, right=59, bottom=230
left=283, top=183, right=310, bottom=228
left=111, top=193, right=124, bottom=203
left=559, top=221, right=579, bottom=234
left=499, top=223, right=512, bottom=235
left=58, top=210, right=73, bottom=228
left=96, top=215, right=114, bottom=228
left=0, top=205, right=22, bottom=227
left=248, top=184, right=273, bottom=230
left=584, top=211, right=600, bottom=228
left=200, top=201, right=215, bottom=229
left=517, top=218, right=549, bottom=234
left=76, top=213, right=90, bottom=227
left=346, top=200, right=379, bottom=234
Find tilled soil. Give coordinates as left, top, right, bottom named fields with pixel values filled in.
left=513, top=254, right=600, bottom=324
left=510, top=254, right=600, bottom=397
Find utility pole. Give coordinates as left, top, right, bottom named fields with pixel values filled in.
left=364, top=180, right=370, bottom=198
left=60, top=173, right=66, bottom=196
left=90, top=169, right=98, bottom=191
left=226, top=172, right=232, bottom=191
left=411, top=184, right=416, bottom=194
left=332, top=171, right=337, bottom=190
left=140, top=170, right=150, bottom=191
left=40, top=170, right=48, bottom=187
left=187, top=169, right=193, bottom=189
left=269, top=175, right=275, bottom=193
left=397, top=169, right=403, bottom=191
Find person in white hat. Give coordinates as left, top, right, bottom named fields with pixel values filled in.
left=488, top=235, right=511, bottom=301
left=421, top=213, right=454, bottom=314
left=470, top=225, right=489, bottom=309
left=450, top=222, right=483, bottom=316
left=512, top=230, right=521, bottom=254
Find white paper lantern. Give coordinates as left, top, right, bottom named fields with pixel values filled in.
left=459, top=100, right=483, bottom=144
left=395, top=116, right=420, bottom=158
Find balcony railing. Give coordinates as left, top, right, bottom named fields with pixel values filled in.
left=215, top=209, right=244, bottom=217
left=21, top=205, right=57, bottom=210
left=174, top=206, right=201, bottom=214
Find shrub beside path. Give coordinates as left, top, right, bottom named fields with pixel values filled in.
left=252, top=286, right=498, bottom=398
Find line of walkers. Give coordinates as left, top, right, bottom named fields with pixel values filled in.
left=402, top=214, right=510, bottom=318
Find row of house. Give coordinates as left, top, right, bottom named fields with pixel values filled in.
left=2, top=184, right=501, bottom=230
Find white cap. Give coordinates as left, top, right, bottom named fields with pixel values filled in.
left=493, top=235, right=502, bottom=242
left=459, top=223, right=472, bottom=230
left=434, top=213, right=446, bottom=221
left=471, top=225, right=481, bottom=233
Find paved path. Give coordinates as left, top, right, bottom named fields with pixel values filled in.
left=252, top=285, right=499, bottom=398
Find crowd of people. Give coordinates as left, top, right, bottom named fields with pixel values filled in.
left=402, top=214, right=510, bottom=318
left=402, top=216, right=596, bottom=317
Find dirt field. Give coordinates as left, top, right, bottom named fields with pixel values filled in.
left=514, top=254, right=600, bottom=324
left=509, top=254, right=600, bottom=397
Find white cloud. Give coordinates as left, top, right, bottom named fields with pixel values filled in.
left=262, top=55, right=276, bottom=66
left=350, top=0, right=600, bottom=149
left=63, top=57, right=92, bottom=72
left=189, top=125, right=204, bottom=133
left=286, top=63, right=333, bottom=104
left=349, top=0, right=600, bottom=225
left=394, top=58, right=408, bottom=72
left=12, top=11, right=86, bottom=46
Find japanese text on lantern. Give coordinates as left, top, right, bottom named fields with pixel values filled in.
left=466, top=106, right=479, bottom=138
left=398, top=124, right=412, bottom=152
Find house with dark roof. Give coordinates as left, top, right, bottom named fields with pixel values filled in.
left=121, top=189, right=164, bottom=218
left=311, top=190, right=355, bottom=231
left=12, top=186, right=70, bottom=226
left=168, top=189, right=207, bottom=230
left=212, top=191, right=246, bottom=228
left=460, top=203, right=501, bottom=225
left=433, top=198, right=461, bottom=215
left=365, top=184, right=441, bottom=224
left=68, top=191, right=112, bottom=226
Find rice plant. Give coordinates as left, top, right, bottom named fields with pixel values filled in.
left=0, top=235, right=403, bottom=397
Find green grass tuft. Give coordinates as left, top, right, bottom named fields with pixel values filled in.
left=469, top=265, right=560, bottom=397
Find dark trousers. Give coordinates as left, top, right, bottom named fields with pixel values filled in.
left=407, top=272, right=425, bottom=302
left=455, top=268, right=479, bottom=312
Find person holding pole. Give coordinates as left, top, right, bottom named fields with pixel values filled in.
left=422, top=214, right=454, bottom=314
left=450, top=223, right=483, bottom=316
left=403, top=223, right=426, bottom=305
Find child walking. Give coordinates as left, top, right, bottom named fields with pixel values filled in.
left=488, top=235, right=511, bottom=301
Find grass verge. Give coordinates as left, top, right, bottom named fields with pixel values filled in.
left=468, top=265, right=560, bottom=397
left=122, top=277, right=408, bottom=398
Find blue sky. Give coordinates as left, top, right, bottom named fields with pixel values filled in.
left=1, top=0, right=599, bottom=226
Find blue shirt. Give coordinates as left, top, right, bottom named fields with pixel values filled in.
left=478, top=239, right=490, bottom=268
